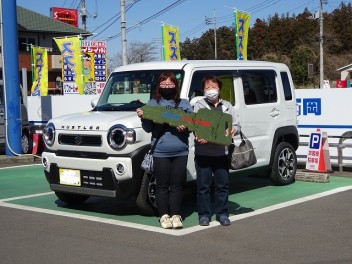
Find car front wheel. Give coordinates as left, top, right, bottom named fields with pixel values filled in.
left=136, top=171, right=157, bottom=216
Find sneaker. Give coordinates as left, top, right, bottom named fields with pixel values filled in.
left=160, top=214, right=173, bottom=229
left=217, top=215, right=231, bottom=226
left=199, top=216, right=210, bottom=226
left=171, top=215, right=183, bottom=229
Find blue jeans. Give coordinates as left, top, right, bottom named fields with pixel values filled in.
left=195, top=155, right=229, bottom=220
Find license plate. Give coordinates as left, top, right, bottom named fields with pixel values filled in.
left=59, top=169, right=81, bottom=186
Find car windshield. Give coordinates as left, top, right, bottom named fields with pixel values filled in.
left=94, top=70, right=184, bottom=111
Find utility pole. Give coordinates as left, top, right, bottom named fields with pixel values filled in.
left=120, top=0, right=127, bottom=65
left=319, top=0, right=324, bottom=88
left=205, top=10, right=217, bottom=60
left=80, top=0, right=87, bottom=31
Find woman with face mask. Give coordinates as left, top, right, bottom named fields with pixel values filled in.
left=193, top=74, right=240, bottom=227
left=136, top=71, right=192, bottom=229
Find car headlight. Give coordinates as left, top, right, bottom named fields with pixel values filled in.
left=43, top=123, right=55, bottom=146
left=107, top=125, right=136, bottom=150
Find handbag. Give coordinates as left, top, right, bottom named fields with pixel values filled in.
left=141, top=151, right=154, bottom=174
left=141, top=126, right=165, bottom=174
left=141, top=100, right=181, bottom=174
left=228, top=131, right=257, bottom=170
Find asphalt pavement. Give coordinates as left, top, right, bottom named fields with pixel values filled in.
left=0, top=153, right=351, bottom=264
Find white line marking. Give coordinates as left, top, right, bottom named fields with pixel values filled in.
left=0, top=164, right=41, bottom=170
left=0, top=186, right=351, bottom=236
left=0, top=192, right=53, bottom=202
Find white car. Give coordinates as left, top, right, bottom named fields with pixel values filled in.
left=42, top=60, right=299, bottom=215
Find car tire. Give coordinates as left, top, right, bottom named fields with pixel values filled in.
left=136, top=171, right=157, bottom=216
left=270, top=142, right=297, bottom=185
left=55, top=191, right=89, bottom=204
left=21, top=131, right=32, bottom=154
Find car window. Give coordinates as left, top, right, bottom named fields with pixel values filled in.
left=189, top=70, right=237, bottom=105
left=240, top=70, right=277, bottom=105
left=96, top=70, right=184, bottom=111
left=280, top=72, right=293, bottom=101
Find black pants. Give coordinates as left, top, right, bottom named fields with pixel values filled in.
left=153, top=155, right=188, bottom=217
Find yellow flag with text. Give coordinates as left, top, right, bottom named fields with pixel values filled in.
left=54, top=36, right=84, bottom=94
left=162, top=24, right=181, bottom=61
left=31, top=46, right=48, bottom=96
left=234, top=11, right=250, bottom=60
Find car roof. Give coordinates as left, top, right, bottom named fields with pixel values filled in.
left=112, top=60, right=289, bottom=73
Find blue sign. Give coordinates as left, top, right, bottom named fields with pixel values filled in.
left=309, top=132, right=321, bottom=149
left=296, top=98, right=321, bottom=116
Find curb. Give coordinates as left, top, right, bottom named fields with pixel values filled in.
left=0, top=154, right=41, bottom=165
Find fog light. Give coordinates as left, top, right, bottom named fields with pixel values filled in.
left=42, top=157, right=48, bottom=168
left=116, top=163, right=125, bottom=174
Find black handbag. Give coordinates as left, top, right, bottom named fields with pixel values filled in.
left=228, top=131, right=257, bottom=170
left=141, top=100, right=181, bottom=174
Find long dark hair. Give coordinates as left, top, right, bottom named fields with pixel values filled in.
left=153, top=71, right=181, bottom=102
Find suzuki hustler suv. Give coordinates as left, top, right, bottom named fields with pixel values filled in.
left=42, top=60, right=299, bottom=215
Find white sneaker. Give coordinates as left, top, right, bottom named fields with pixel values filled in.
left=160, top=214, right=173, bottom=229
left=171, top=215, right=183, bottom=229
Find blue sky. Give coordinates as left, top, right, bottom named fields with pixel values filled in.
left=17, top=0, right=345, bottom=56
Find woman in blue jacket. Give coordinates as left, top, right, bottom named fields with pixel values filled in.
left=136, top=71, right=192, bottom=229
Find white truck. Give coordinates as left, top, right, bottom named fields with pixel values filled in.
left=295, top=88, right=352, bottom=170
left=40, top=60, right=299, bottom=215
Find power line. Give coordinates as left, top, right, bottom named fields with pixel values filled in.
left=105, top=0, right=186, bottom=41
left=92, top=1, right=140, bottom=39
left=91, top=0, right=141, bottom=35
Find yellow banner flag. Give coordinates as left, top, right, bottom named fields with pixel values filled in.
left=54, top=36, right=84, bottom=94
left=31, top=46, right=48, bottom=96
left=234, top=11, right=250, bottom=60
left=162, top=24, right=181, bottom=61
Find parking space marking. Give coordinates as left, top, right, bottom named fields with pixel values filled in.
left=1, top=186, right=351, bottom=236
left=0, top=164, right=41, bottom=170
left=0, top=191, right=53, bottom=202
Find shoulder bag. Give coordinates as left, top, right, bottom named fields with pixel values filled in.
left=228, top=131, right=257, bottom=170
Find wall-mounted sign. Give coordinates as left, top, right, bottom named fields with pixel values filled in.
left=50, top=7, right=78, bottom=27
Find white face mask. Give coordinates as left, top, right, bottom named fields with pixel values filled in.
left=205, top=89, right=219, bottom=101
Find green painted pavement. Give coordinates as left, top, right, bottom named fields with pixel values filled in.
left=1, top=165, right=352, bottom=228
left=0, top=165, right=48, bottom=199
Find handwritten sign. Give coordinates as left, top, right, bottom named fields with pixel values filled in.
left=141, top=105, right=232, bottom=145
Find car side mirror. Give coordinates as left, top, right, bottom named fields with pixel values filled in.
left=91, top=98, right=98, bottom=108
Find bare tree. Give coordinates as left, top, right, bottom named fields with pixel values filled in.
left=108, top=41, right=158, bottom=73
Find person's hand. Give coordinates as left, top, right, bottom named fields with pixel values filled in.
left=231, top=127, right=235, bottom=137
left=176, top=125, right=186, bottom=132
left=136, top=108, right=143, bottom=118
left=195, top=136, right=208, bottom=144
left=225, top=128, right=236, bottom=137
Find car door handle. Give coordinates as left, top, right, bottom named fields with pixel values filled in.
left=270, top=108, right=280, bottom=117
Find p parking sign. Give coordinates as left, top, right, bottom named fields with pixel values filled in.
left=309, top=133, right=321, bottom=149
left=306, top=130, right=332, bottom=172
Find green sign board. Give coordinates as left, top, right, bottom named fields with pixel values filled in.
left=141, top=105, right=232, bottom=145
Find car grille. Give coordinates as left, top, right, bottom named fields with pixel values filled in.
left=58, top=134, right=102, bottom=147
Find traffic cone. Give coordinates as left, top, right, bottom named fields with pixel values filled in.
left=32, top=133, right=40, bottom=154
left=317, top=133, right=332, bottom=173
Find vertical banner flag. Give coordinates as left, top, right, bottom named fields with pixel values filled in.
left=31, top=46, right=48, bottom=96
left=234, top=10, right=250, bottom=60
left=161, top=23, right=181, bottom=61
left=54, top=36, right=84, bottom=94
left=81, top=40, right=107, bottom=94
